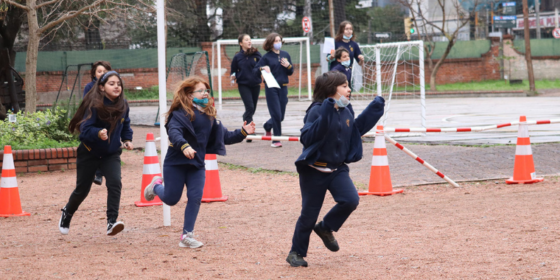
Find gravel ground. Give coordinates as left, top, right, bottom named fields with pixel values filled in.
left=2, top=150, right=560, bottom=279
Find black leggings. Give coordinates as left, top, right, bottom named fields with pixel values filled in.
left=238, top=84, right=261, bottom=124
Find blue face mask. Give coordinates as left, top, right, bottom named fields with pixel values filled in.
left=341, top=60, right=351, bottom=67
left=273, top=42, right=282, bottom=50
left=193, top=98, right=208, bottom=107
left=335, top=94, right=350, bottom=108
left=343, top=34, right=353, bottom=40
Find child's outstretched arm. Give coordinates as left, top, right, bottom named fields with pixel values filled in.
left=221, top=121, right=253, bottom=145
left=354, top=96, right=385, bottom=136
left=300, top=98, right=337, bottom=146
left=167, top=114, right=191, bottom=153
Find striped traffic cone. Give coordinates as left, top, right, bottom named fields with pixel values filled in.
left=506, top=116, right=544, bottom=184
left=135, top=133, right=164, bottom=206
left=0, top=145, right=30, bottom=217
left=359, top=125, right=403, bottom=196
left=201, top=154, right=228, bottom=202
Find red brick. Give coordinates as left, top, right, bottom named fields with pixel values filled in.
left=62, top=148, right=68, bottom=158
left=48, top=164, right=67, bottom=171
left=28, top=159, right=48, bottom=166
left=68, top=158, right=77, bottom=163
left=28, top=165, right=48, bottom=172
left=14, top=161, right=28, bottom=167
left=68, top=163, right=77, bottom=169
left=15, top=167, right=28, bottom=173
left=48, top=159, right=67, bottom=164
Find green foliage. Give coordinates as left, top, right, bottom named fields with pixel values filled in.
left=365, top=5, right=406, bottom=41
left=0, top=109, right=78, bottom=150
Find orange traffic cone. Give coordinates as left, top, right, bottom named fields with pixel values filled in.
left=506, top=116, right=544, bottom=184
left=201, top=154, right=228, bottom=202
left=0, top=145, right=30, bottom=217
left=359, top=125, right=403, bottom=196
left=135, top=133, right=164, bottom=206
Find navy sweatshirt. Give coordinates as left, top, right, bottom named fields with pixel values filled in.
left=330, top=40, right=362, bottom=70
left=79, top=97, right=133, bottom=158
left=295, top=96, right=385, bottom=169
left=230, top=50, right=262, bottom=86
left=165, top=107, right=248, bottom=168
left=331, top=64, right=352, bottom=84
left=83, top=78, right=97, bottom=97
left=253, top=50, right=294, bottom=87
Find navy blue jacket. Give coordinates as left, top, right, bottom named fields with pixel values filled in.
left=295, top=96, right=385, bottom=169
left=253, top=50, right=294, bottom=87
left=331, top=64, right=352, bottom=84
left=164, top=107, right=248, bottom=168
left=230, top=50, right=262, bottom=86
left=330, top=40, right=362, bottom=70
left=83, top=78, right=97, bottom=97
left=79, top=98, right=133, bottom=158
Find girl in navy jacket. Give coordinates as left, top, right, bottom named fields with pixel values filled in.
left=330, top=47, right=352, bottom=87
left=328, top=21, right=364, bottom=70
left=83, top=60, right=112, bottom=186
left=230, top=34, right=262, bottom=142
left=286, top=71, right=384, bottom=267
left=60, top=71, right=134, bottom=237
left=143, top=76, right=256, bottom=248
left=253, top=32, right=294, bottom=148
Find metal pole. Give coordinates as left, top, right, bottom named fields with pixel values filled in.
left=299, top=42, right=302, bottom=100
left=376, top=47, right=381, bottom=96
left=156, top=0, right=171, bottom=227
left=328, top=0, right=335, bottom=36
left=522, top=0, right=536, bottom=92
left=418, top=41, right=426, bottom=129
left=217, top=41, right=222, bottom=105
left=556, top=8, right=559, bottom=28
left=306, top=37, right=312, bottom=100
left=535, top=0, right=541, bottom=39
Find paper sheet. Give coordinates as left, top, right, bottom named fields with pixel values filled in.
left=323, top=37, right=335, bottom=54
left=261, top=70, right=280, bottom=88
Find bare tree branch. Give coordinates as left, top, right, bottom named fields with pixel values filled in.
left=36, top=0, right=63, bottom=10
left=5, top=0, right=30, bottom=11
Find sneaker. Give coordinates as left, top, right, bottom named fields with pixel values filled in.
left=107, top=221, right=125, bottom=236
left=313, top=222, right=339, bottom=252
left=179, top=232, right=204, bottom=248
left=286, top=251, right=308, bottom=267
left=59, top=208, right=72, bottom=235
left=93, top=174, right=103, bottom=185
left=246, top=139, right=252, bottom=143
left=144, top=176, right=163, bottom=201
left=263, top=122, right=272, bottom=137
left=271, top=142, right=282, bottom=148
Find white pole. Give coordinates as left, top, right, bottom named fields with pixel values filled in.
left=376, top=47, right=381, bottom=96
left=418, top=41, right=426, bottom=129
left=299, top=41, right=303, bottom=100
left=217, top=41, right=222, bottom=105
left=556, top=8, right=559, bottom=28
left=156, top=0, right=171, bottom=227
left=305, top=37, right=312, bottom=100
left=382, top=45, right=401, bottom=126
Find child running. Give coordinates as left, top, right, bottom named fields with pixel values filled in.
left=143, top=76, right=256, bottom=248
left=286, top=71, right=385, bottom=267
left=59, top=70, right=134, bottom=236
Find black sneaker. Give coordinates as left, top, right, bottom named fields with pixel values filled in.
left=59, top=208, right=72, bottom=235
left=93, top=174, right=103, bottom=185
left=246, top=139, right=252, bottom=143
left=107, top=221, right=125, bottom=236
left=313, top=222, right=339, bottom=252
left=286, top=251, right=308, bottom=267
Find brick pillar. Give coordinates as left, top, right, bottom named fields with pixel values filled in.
left=201, top=42, right=237, bottom=93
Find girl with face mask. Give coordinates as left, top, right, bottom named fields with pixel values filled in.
left=143, top=76, right=255, bottom=249
left=286, top=71, right=385, bottom=267
left=330, top=47, right=353, bottom=88
left=253, top=32, right=294, bottom=148
left=328, top=21, right=365, bottom=72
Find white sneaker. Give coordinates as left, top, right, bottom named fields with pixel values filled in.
left=107, top=221, right=125, bottom=236
left=179, top=232, right=204, bottom=248
left=144, top=176, right=163, bottom=201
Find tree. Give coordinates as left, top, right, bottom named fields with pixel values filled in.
left=399, top=0, right=482, bottom=91
left=5, top=0, right=152, bottom=113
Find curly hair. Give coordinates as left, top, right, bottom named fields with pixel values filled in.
left=167, top=76, right=216, bottom=123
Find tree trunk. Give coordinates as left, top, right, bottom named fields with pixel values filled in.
left=25, top=2, right=39, bottom=113
left=522, top=0, right=536, bottom=91
left=429, top=40, right=455, bottom=91
left=304, top=0, right=313, bottom=41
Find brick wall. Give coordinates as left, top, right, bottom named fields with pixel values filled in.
left=0, top=147, right=77, bottom=173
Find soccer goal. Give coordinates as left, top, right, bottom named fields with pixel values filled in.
left=211, top=37, right=312, bottom=105
left=354, top=40, right=426, bottom=129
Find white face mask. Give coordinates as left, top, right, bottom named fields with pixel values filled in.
left=335, top=93, right=350, bottom=108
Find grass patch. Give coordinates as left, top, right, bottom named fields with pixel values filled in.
left=219, top=162, right=297, bottom=176
left=360, top=79, right=560, bottom=93
left=7, top=139, right=80, bottom=150
left=124, top=86, right=310, bottom=100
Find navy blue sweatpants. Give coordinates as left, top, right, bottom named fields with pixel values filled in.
left=153, top=164, right=206, bottom=233
left=263, top=86, right=288, bottom=137
left=290, top=164, right=360, bottom=257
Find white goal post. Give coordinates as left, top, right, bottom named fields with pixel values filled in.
left=354, top=40, right=426, bottom=129
left=211, top=37, right=313, bottom=105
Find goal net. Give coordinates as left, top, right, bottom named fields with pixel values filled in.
left=353, top=41, right=426, bottom=129
left=212, top=37, right=312, bottom=105
left=154, top=51, right=212, bottom=125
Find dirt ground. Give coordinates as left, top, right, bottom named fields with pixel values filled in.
left=2, top=150, right=560, bottom=279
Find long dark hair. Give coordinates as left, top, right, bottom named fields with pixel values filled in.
left=166, top=76, right=216, bottom=122
left=312, top=71, right=348, bottom=102
left=335, top=21, right=354, bottom=42
left=237, top=34, right=258, bottom=56
left=69, top=71, right=127, bottom=142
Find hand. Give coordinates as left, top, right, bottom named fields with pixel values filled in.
left=262, top=66, right=271, bottom=73
left=123, top=141, right=134, bottom=150
left=98, top=129, right=108, bottom=141
left=242, top=121, right=256, bottom=135
left=280, top=58, right=290, bottom=68
left=230, top=75, right=236, bottom=81
left=358, top=54, right=365, bottom=65
left=330, top=49, right=335, bottom=56
left=183, top=147, right=196, bottom=159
